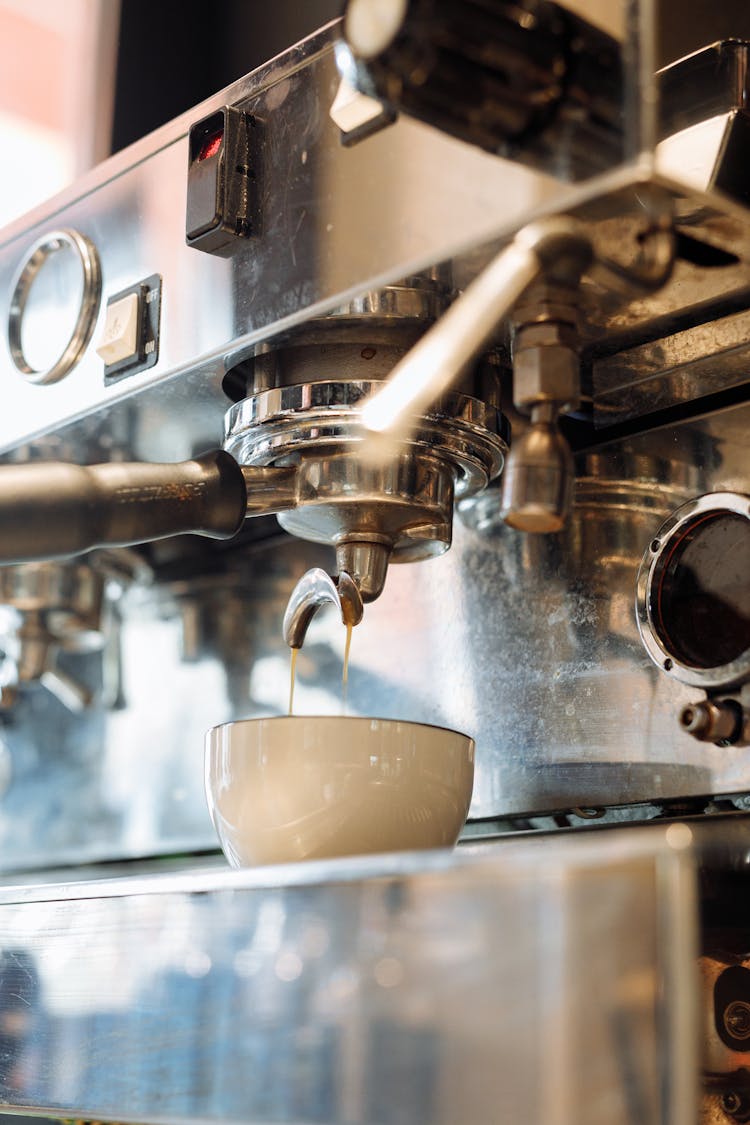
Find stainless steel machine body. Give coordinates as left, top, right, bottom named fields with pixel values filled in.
left=0, top=8, right=747, bottom=862
left=0, top=3, right=749, bottom=1122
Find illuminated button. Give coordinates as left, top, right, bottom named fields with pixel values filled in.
left=96, top=292, right=140, bottom=366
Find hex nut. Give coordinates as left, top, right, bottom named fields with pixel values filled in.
left=513, top=342, right=580, bottom=411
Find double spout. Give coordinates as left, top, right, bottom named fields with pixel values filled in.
left=282, top=569, right=363, bottom=650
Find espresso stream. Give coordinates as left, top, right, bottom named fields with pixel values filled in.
left=288, top=621, right=354, bottom=716
left=288, top=647, right=299, bottom=715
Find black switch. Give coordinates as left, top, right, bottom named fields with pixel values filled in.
left=186, top=106, right=257, bottom=256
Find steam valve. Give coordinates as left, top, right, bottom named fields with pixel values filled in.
left=501, top=287, right=580, bottom=533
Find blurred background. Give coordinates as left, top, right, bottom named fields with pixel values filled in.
left=0, top=0, right=339, bottom=228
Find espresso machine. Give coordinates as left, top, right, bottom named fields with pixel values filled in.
left=0, top=1, right=748, bottom=1122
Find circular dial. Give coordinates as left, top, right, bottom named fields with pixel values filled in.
left=7, top=229, right=101, bottom=385
left=637, top=492, right=750, bottom=689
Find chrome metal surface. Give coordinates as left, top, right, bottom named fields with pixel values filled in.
left=225, top=382, right=505, bottom=498
left=0, top=12, right=745, bottom=855
left=357, top=210, right=673, bottom=452
left=283, top=568, right=363, bottom=648
left=680, top=700, right=744, bottom=745
left=502, top=283, right=582, bottom=532
left=7, top=229, right=101, bottom=386
left=329, top=67, right=393, bottom=143
left=359, top=221, right=556, bottom=441
left=656, top=40, right=750, bottom=205
left=240, top=464, right=300, bottom=516
left=0, top=828, right=697, bottom=1125
left=334, top=539, right=390, bottom=602
left=0, top=18, right=747, bottom=1120
left=636, top=492, right=750, bottom=692
left=326, top=279, right=446, bottom=324
left=225, top=380, right=506, bottom=589
left=357, top=213, right=674, bottom=453
left=0, top=17, right=739, bottom=461
left=0, top=21, right=563, bottom=459
left=0, top=560, right=109, bottom=712
left=277, top=450, right=455, bottom=567
left=592, top=307, right=750, bottom=427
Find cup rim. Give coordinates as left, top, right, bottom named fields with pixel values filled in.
left=205, top=714, right=474, bottom=743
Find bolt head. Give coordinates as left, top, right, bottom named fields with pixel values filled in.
left=513, top=341, right=580, bottom=412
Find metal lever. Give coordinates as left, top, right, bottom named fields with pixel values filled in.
left=0, top=453, right=299, bottom=565
left=283, top=569, right=364, bottom=649
left=361, top=211, right=674, bottom=531
left=360, top=218, right=593, bottom=446
left=362, top=214, right=675, bottom=446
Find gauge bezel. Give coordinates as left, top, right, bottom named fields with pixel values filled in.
left=7, top=229, right=101, bottom=385
left=636, top=491, right=750, bottom=690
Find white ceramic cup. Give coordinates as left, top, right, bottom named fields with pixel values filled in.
left=205, top=715, right=475, bottom=866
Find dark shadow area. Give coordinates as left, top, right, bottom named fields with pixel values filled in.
left=659, top=0, right=750, bottom=66
left=112, top=0, right=340, bottom=153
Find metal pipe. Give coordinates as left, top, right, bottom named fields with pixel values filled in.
left=240, top=465, right=299, bottom=516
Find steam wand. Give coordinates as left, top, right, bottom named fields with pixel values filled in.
left=361, top=212, right=675, bottom=531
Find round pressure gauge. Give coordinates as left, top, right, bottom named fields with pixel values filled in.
left=636, top=492, right=750, bottom=690
left=7, top=229, right=101, bottom=384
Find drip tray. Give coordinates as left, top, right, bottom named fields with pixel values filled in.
left=0, top=831, right=695, bottom=1125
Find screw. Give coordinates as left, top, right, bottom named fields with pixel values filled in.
left=724, top=1000, right=750, bottom=1040
left=571, top=806, right=605, bottom=820
left=721, top=1090, right=750, bottom=1121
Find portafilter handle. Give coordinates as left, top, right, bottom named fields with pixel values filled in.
left=0, top=452, right=299, bottom=564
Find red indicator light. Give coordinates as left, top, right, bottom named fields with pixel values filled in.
left=198, top=132, right=223, bottom=161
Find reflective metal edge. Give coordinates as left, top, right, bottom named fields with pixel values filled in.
left=0, top=827, right=698, bottom=1125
